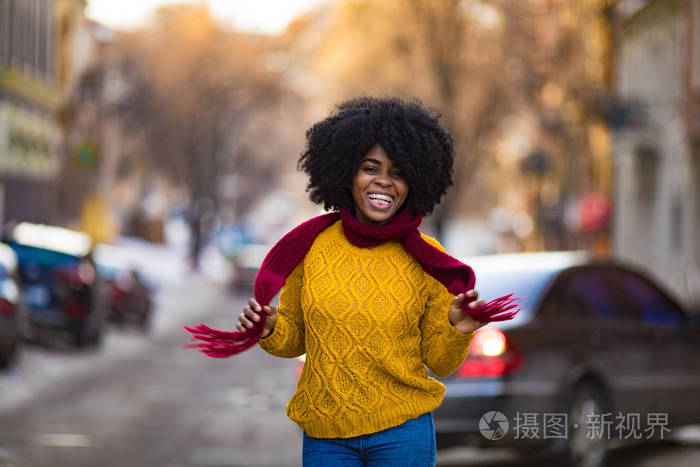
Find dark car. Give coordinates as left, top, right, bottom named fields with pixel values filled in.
left=433, top=251, right=700, bottom=467
left=0, top=242, right=25, bottom=368
left=8, top=223, right=106, bottom=348
left=93, top=242, right=154, bottom=330
left=101, top=266, right=152, bottom=329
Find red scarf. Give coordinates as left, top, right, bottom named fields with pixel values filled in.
left=185, top=206, right=520, bottom=358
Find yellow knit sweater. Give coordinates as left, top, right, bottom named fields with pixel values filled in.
left=259, top=220, right=474, bottom=438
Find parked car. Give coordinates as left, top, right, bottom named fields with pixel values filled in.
left=93, top=242, right=155, bottom=330
left=8, top=223, right=106, bottom=348
left=100, top=265, right=152, bottom=329
left=0, top=242, right=25, bottom=368
left=433, top=251, right=700, bottom=467
left=230, top=243, right=268, bottom=291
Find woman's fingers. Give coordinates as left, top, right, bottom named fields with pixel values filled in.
left=238, top=299, right=266, bottom=331
left=238, top=299, right=277, bottom=337
left=243, top=306, right=261, bottom=322
left=248, top=298, right=262, bottom=312
left=452, top=292, right=467, bottom=306
left=239, top=311, right=255, bottom=329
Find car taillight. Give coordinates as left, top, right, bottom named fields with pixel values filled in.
left=65, top=300, right=87, bottom=318
left=0, top=298, right=14, bottom=316
left=456, top=327, right=522, bottom=378
left=55, top=262, right=95, bottom=289
left=108, top=280, right=127, bottom=301
left=77, top=263, right=95, bottom=284
left=472, top=327, right=507, bottom=357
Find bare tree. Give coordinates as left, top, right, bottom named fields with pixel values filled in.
left=288, top=0, right=612, bottom=247
left=115, top=5, right=294, bottom=267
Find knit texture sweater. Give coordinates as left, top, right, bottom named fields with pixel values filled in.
left=259, top=220, right=474, bottom=438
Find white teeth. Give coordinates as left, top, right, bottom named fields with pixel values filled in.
left=368, top=194, right=393, bottom=204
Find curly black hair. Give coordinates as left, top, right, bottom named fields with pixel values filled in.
left=297, top=96, right=455, bottom=216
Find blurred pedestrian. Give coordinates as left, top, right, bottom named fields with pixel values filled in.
left=187, top=96, right=519, bottom=467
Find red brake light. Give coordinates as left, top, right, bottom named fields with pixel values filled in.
left=55, top=262, right=95, bottom=289
left=456, top=328, right=522, bottom=378
left=0, top=298, right=14, bottom=316
left=65, top=300, right=87, bottom=318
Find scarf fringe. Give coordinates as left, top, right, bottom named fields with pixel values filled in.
left=183, top=316, right=267, bottom=358
left=464, top=293, right=523, bottom=323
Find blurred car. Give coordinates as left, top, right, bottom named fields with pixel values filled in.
left=0, top=242, right=25, bottom=368
left=433, top=251, right=700, bottom=467
left=93, top=242, right=156, bottom=330
left=230, top=243, right=268, bottom=290
left=8, top=223, right=106, bottom=348
left=100, top=266, right=152, bottom=329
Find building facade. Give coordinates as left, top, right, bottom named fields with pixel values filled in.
left=0, top=0, right=85, bottom=226
left=612, top=0, right=700, bottom=309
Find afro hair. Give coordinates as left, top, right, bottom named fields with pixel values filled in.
left=297, top=96, right=455, bottom=216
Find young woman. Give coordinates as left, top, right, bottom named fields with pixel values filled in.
left=187, top=96, right=519, bottom=466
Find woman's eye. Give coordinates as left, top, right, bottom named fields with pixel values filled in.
left=392, top=172, right=403, bottom=178
left=364, top=166, right=377, bottom=173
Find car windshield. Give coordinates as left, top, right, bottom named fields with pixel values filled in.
left=471, top=268, right=561, bottom=328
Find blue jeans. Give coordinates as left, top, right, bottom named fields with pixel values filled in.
left=302, top=412, right=436, bottom=467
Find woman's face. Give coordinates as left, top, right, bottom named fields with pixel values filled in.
left=351, top=144, right=409, bottom=225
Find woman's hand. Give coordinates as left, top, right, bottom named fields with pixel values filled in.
left=237, top=298, right=277, bottom=338
left=448, top=289, right=488, bottom=334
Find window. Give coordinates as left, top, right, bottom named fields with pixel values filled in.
left=473, top=268, right=559, bottom=319
left=46, top=0, right=53, bottom=77
left=0, top=0, right=9, bottom=64
left=689, top=0, right=700, bottom=140
left=10, top=0, right=22, bottom=67
left=618, top=271, right=683, bottom=327
left=27, top=0, right=36, bottom=74
left=37, top=0, right=47, bottom=76
left=560, top=270, right=621, bottom=321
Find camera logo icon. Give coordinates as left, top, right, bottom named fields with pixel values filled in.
left=479, top=411, right=509, bottom=440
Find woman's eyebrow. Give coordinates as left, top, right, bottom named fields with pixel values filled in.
left=361, top=158, right=382, bottom=165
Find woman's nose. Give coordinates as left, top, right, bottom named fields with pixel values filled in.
left=375, top=171, right=391, bottom=186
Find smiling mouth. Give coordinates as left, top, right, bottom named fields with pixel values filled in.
left=367, top=193, right=394, bottom=209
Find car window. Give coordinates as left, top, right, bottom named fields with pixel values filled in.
left=617, top=271, right=683, bottom=327
left=475, top=269, right=559, bottom=319
left=560, top=270, right=621, bottom=320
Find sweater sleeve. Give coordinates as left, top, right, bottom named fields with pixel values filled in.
left=418, top=234, right=474, bottom=378
left=258, top=260, right=305, bottom=358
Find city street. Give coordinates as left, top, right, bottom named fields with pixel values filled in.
left=1, top=1, right=698, bottom=466
left=0, top=275, right=699, bottom=467
left=0, top=276, right=302, bottom=467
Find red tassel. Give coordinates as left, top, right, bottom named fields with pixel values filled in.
left=462, top=293, right=524, bottom=323
left=183, top=314, right=267, bottom=358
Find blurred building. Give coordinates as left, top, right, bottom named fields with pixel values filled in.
left=0, top=0, right=86, bottom=226
left=611, top=0, right=700, bottom=309
left=59, top=19, right=179, bottom=244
